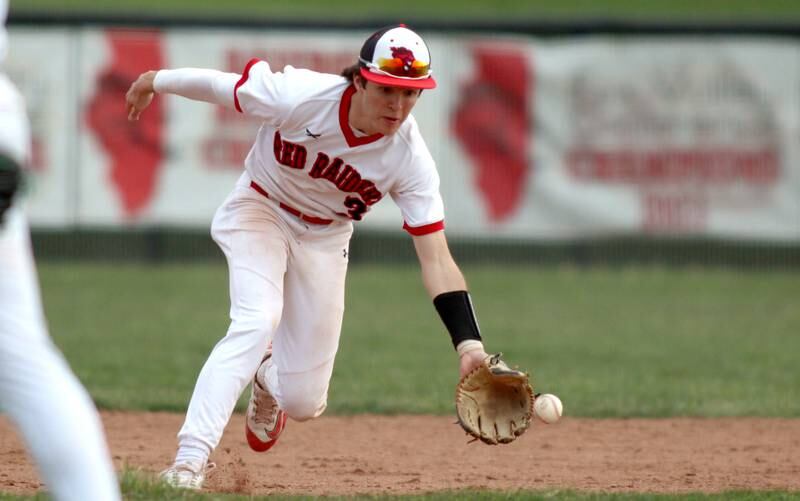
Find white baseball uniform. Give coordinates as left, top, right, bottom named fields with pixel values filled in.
left=0, top=2, right=120, bottom=498
left=153, top=59, right=444, bottom=459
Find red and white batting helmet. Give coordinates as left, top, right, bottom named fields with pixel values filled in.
left=358, top=24, right=437, bottom=90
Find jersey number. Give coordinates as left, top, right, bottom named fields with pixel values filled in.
left=344, top=196, right=367, bottom=221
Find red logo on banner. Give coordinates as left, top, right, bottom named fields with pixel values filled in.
left=86, top=30, right=164, bottom=219
left=452, top=46, right=531, bottom=222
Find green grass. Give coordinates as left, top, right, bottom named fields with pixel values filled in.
left=36, top=262, right=800, bottom=417
left=10, top=0, right=800, bottom=21
left=113, top=469, right=800, bottom=501
left=1, top=468, right=799, bottom=500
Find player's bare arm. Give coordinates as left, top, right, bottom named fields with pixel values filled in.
left=412, top=230, right=465, bottom=296
left=412, top=231, right=489, bottom=377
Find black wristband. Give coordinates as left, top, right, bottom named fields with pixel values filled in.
left=433, top=290, right=482, bottom=350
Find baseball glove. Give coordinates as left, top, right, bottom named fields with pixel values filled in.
left=455, top=353, right=534, bottom=445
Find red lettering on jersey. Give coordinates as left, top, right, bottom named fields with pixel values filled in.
left=273, top=131, right=283, bottom=162
left=281, top=142, right=296, bottom=164
left=304, top=150, right=383, bottom=218
left=292, top=146, right=307, bottom=169
left=309, top=152, right=329, bottom=178
left=344, top=196, right=368, bottom=221
left=335, top=165, right=362, bottom=192
left=273, top=132, right=307, bottom=169
left=356, top=180, right=382, bottom=205
left=322, top=158, right=343, bottom=183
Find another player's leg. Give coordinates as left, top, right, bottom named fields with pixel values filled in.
left=0, top=210, right=121, bottom=501
left=246, top=219, right=353, bottom=451
left=0, top=76, right=120, bottom=500
left=0, top=77, right=27, bottom=223
left=162, top=183, right=290, bottom=489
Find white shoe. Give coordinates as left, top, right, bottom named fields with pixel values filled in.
left=159, top=461, right=216, bottom=490
left=245, top=355, right=287, bottom=452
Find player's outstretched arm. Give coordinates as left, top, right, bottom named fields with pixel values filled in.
left=412, top=231, right=489, bottom=377
left=126, top=68, right=241, bottom=121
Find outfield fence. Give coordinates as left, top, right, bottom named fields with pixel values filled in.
left=6, top=15, right=800, bottom=266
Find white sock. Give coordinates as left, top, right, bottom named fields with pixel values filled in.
left=256, top=356, right=271, bottom=389
left=174, top=441, right=210, bottom=468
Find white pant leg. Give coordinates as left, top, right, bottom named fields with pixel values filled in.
left=264, top=219, right=353, bottom=421
left=0, top=210, right=121, bottom=501
left=177, top=187, right=291, bottom=453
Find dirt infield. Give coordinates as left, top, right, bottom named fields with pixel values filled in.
left=2, top=412, right=800, bottom=496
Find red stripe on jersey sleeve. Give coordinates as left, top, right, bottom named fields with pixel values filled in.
left=403, top=220, right=445, bottom=236
left=234, top=58, right=261, bottom=113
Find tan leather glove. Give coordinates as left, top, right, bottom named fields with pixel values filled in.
left=455, top=353, right=534, bottom=445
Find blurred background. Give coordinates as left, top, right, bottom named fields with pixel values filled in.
left=7, top=0, right=800, bottom=266
left=3, top=1, right=799, bottom=418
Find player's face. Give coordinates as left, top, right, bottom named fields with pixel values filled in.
left=360, top=81, right=421, bottom=135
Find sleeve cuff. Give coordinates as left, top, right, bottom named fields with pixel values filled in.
left=152, top=70, right=167, bottom=94
left=403, top=220, right=444, bottom=236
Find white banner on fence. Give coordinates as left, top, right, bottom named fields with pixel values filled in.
left=5, top=27, right=800, bottom=240
left=527, top=38, right=800, bottom=240
left=4, top=28, right=76, bottom=227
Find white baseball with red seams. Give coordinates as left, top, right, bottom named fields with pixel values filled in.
left=534, top=393, right=564, bottom=424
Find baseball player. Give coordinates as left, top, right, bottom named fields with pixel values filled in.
left=0, top=2, right=121, bottom=500
left=126, top=24, right=490, bottom=490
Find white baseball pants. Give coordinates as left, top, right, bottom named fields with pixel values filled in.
left=0, top=74, right=120, bottom=501
left=0, top=211, right=121, bottom=501
left=177, top=172, right=352, bottom=455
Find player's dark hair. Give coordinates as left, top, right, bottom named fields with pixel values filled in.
left=341, top=63, right=370, bottom=91
left=340, top=63, right=361, bottom=83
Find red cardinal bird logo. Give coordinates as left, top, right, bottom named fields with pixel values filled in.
left=390, top=46, right=417, bottom=75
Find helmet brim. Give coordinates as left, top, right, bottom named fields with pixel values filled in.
left=359, top=67, right=437, bottom=90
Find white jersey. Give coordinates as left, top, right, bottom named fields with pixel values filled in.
left=233, top=59, right=445, bottom=235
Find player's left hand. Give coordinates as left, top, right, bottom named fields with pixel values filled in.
left=125, top=71, right=158, bottom=121
left=459, top=347, right=489, bottom=378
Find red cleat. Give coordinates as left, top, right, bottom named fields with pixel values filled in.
left=245, top=357, right=287, bottom=452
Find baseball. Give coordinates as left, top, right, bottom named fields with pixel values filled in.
left=533, top=393, right=563, bottom=424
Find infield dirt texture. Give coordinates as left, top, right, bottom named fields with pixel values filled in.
left=2, top=413, right=800, bottom=496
